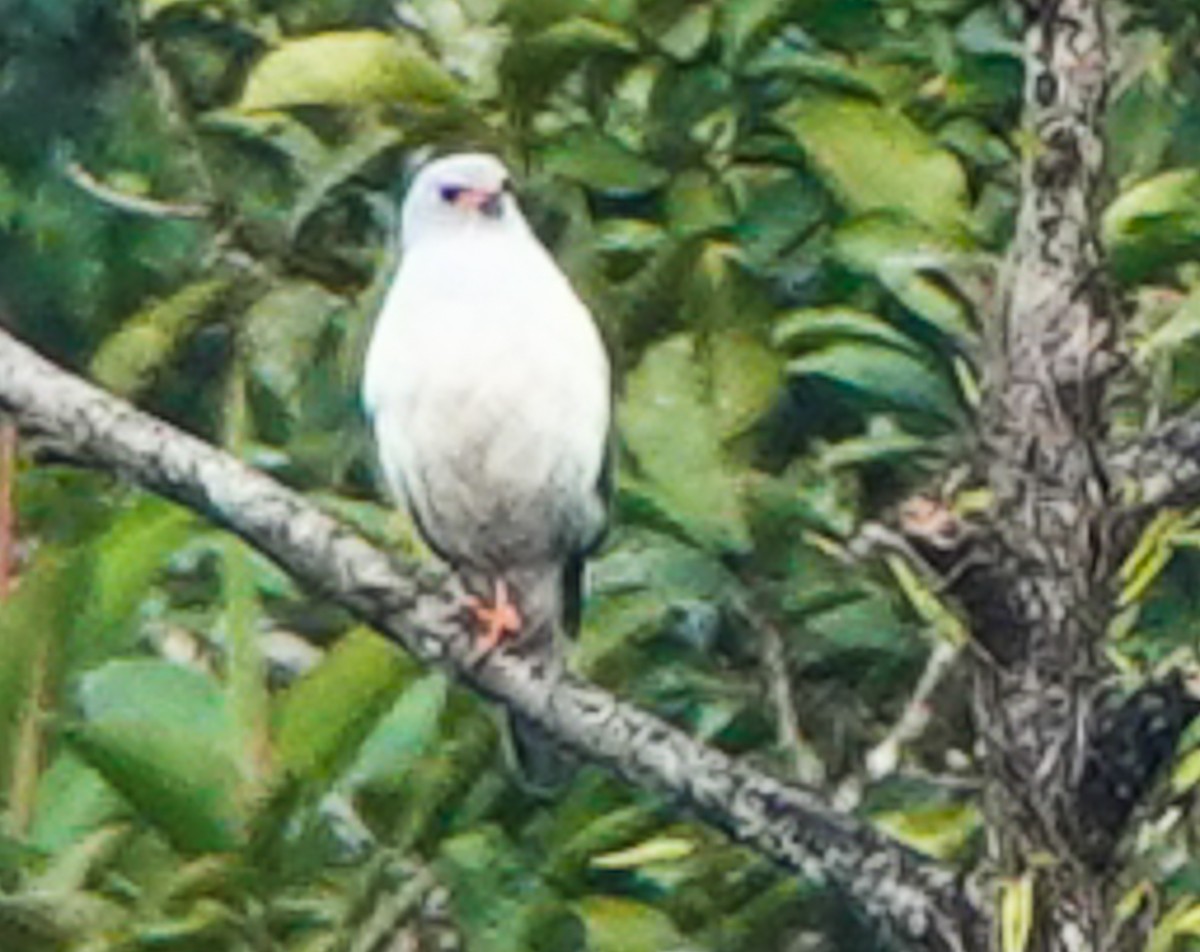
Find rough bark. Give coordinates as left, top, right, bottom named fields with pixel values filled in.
left=0, top=328, right=986, bottom=952
left=978, top=0, right=1118, bottom=948
left=1109, top=410, right=1200, bottom=510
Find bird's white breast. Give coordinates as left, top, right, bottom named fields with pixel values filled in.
left=364, top=227, right=610, bottom=568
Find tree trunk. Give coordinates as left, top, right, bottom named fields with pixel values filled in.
left=979, top=0, right=1117, bottom=947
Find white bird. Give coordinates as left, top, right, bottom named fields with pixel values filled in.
left=363, top=153, right=612, bottom=787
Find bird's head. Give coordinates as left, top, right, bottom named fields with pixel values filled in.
left=401, top=152, right=521, bottom=249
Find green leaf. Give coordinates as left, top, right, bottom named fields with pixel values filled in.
left=871, top=801, right=979, bottom=860
left=244, top=282, right=341, bottom=413
left=1104, top=169, right=1200, bottom=283
left=788, top=343, right=963, bottom=425
left=239, top=31, right=465, bottom=112
left=656, top=4, right=712, bottom=61
left=289, top=124, right=404, bottom=237
left=773, top=307, right=922, bottom=356
left=69, top=661, right=243, bottom=854
left=439, top=827, right=579, bottom=952
left=665, top=170, right=734, bottom=236
left=620, top=335, right=751, bottom=552
left=90, top=278, right=232, bottom=398
left=832, top=214, right=977, bottom=345
left=711, top=332, right=783, bottom=439
left=717, top=0, right=792, bottom=63
left=141, top=0, right=231, bottom=18
left=778, top=93, right=969, bottom=231
left=540, top=128, right=668, bottom=192
left=579, top=896, right=691, bottom=952
left=344, top=673, right=450, bottom=792
left=73, top=498, right=196, bottom=666
left=818, top=421, right=931, bottom=469
left=0, top=551, right=81, bottom=793
left=523, top=16, right=639, bottom=57
left=275, top=627, right=415, bottom=784
left=1135, top=286, right=1200, bottom=362
left=29, top=753, right=126, bottom=854
left=590, top=835, right=696, bottom=869
left=999, top=875, right=1033, bottom=952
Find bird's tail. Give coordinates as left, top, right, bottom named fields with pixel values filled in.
left=498, top=563, right=582, bottom=794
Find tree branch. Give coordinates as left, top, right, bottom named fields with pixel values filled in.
left=0, top=328, right=987, bottom=952
left=1108, top=410, right=1200, bottom=511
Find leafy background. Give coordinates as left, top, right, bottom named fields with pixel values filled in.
left=1, top=0, right=1200, bottom=949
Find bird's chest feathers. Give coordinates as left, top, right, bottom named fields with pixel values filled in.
left=374, top=236, right=606, bottom=458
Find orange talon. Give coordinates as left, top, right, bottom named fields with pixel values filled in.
left=466, top=578, right=523, bottom=657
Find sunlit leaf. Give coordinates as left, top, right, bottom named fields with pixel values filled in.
left=999, top=874, right=1034, bottom=952
left=29, top=753, right=126, bottom=854
left=832, top=214, right=978, bottom=345
left=90, top=278, right=232, bottom=398
left=239, top=31, right=465, bottom=112
left=69, top=661, right=243, bottom=853
left=580, top=896, right=691, bottom=952
left=621, top=335, right=751, bottom=551
left=343, top=672, right=450, bottom=792
left=275, top=627, right=415, bottom=784
left=1104, top=168, right=1200, bottom=282
left=656, top=4, right=712, bottom=61
left=712, top=332, right=782, bottom=438
left=73, top=498, right=196, bottom=666
left=590, top=835, right=696, bottom=869
left=0, top=551, right=81, bottom=793
left=779, top=93, right=969, bottom=231
left=872, top=801, right=979, bottom=860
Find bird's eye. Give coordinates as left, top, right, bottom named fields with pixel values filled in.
left=439, top=185, right=464, bottom=203
left=499, top=177, right=512, bottom=193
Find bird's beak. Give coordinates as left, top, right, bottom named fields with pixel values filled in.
left=455, top=188, right=503, bottom=219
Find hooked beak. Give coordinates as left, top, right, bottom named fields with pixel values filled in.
left=455, top=188, right=503, bottom=219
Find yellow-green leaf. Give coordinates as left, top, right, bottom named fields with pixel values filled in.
left=1172, top=746, right=1200, bottom=795
left=275, top=627, right=416, bottom=783
left=779, top=93, right=969, bottom=231
left=580, top=897, right=689, bottom=952
left=239, top=31, right=464, bottom=112
left=590, top=836, right=696, bottom=869
left=91, top=278, right=231, bottom=398
left=872, top=802, right=979, bottom=859
left=999, top=874, right=1034, bottom=952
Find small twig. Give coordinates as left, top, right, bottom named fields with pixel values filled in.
left=834, top=640, right=961, bottom=811
left=739, top=596, right=826, bottom=787
left=865, top=640, right=961, bottom=781
left=349, top=865, right=437, bottom=952
left=0, top=419, right=15, bottom=599
left=62, top=161, right=209, bottom=221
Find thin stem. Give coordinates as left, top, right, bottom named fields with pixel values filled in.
left=0, top=419, right=43, bottom=835
left=0, top=420, right=14, bottom=599
left=61, top=160, right=208, bottom=220
left=224, top=360, right=271, bottom=790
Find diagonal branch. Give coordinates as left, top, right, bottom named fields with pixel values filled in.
left=0, top=328, right=987, bottom=952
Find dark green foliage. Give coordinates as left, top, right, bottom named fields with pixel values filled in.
left=2, top=0, right=1200, bottom=948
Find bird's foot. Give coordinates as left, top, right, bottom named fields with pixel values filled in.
left=466, top=578, right=522, bottom=662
